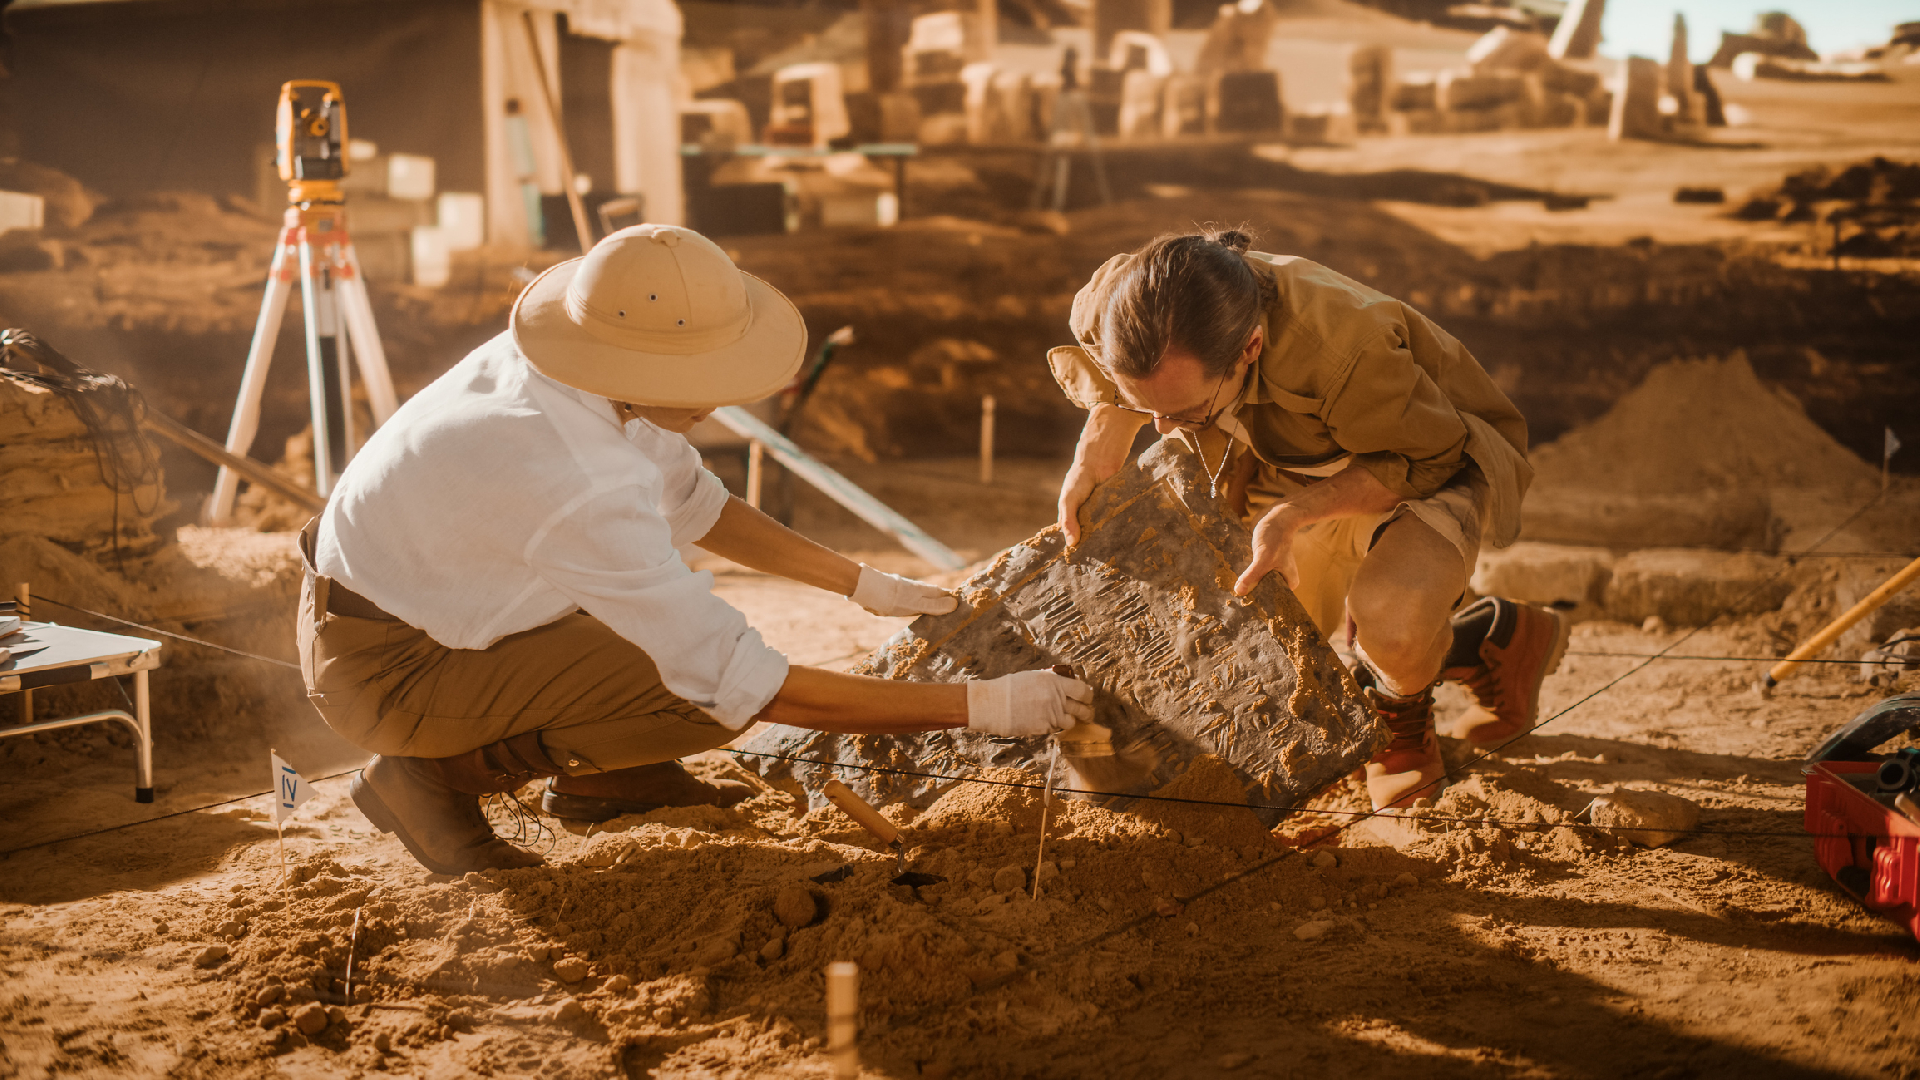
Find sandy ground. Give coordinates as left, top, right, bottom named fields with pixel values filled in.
left=4, top=568, right=1919, bottom=1079
left=5, top=33, right=1920, bottom=1080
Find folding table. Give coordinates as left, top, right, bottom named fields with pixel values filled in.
left=1, top=621, right=164, bottom=802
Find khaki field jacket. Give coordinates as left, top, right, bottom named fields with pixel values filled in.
left=1047, top=250, right=1533, bottom=546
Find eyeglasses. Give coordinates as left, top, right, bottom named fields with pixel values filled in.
left=1110, top=366, right=1239, bottom=429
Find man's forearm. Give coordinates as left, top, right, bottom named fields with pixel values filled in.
left=695, top=496, right=860, bottom=596
left=1271, top=461, right=1405, bottom=527
left=754, top=665, right=969, bottom=733
left=1077, top=404, right=1150, bottom=475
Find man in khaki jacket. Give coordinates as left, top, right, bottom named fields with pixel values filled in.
left=1051, top=228, right=1566, bottom=809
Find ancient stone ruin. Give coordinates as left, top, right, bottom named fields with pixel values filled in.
left=742, top=438, right=1382, bottom=826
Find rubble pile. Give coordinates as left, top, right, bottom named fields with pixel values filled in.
left=1733, top=157, right=1920, bottom=257
left=0, top=371, right=171, bottom=558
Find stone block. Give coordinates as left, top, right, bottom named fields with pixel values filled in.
left=1588, top=787, right=1700, bottom=847
left=1602, top=549, right=1793, bottom=626
left=739, top=440, right=1380, bottom=826
left=1473, top=542, right=1614, bottom=609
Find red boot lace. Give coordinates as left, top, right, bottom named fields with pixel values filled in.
left=1371, top=690, right=1436, bottom=752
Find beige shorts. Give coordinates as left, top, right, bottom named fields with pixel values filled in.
left=1242, top=461, right=1489, bottom=640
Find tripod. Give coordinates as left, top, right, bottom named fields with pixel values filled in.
left=208, top=82, right=398, bottom=522
left=1030, top=87, right=1113, bottom=213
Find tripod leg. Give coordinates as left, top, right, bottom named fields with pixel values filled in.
left=339, top=245, right=398, bottom=426
left=209, top=227, right=296, bottom=523
left=334, top=251, right=357, bottom=460
left=296, top=237, right=346, bottom=497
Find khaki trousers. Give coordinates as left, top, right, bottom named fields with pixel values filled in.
left=296, top=571, right=733, bottom=772
left=1242, top=460, right=1488, bottom=641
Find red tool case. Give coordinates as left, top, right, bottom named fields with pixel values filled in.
left=1804, top=692, right=1920, bottom=940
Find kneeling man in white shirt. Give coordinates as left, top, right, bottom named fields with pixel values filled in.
left=298, top=224, right=1089, bottom=876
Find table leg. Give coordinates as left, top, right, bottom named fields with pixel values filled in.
left=135, top=669, right=153, bottom=803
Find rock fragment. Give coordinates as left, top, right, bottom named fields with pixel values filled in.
left=258, top=1007, right=286, bottom=1029
left=292, top=1002, right=328, bottom=1036
left=1312, top=850, right=1338, bottom=869
left=1294, top=921, right=1336, bottom=942
left=1588, top=788, right=1701, bottom=847
left=760, top=938, right=786, bottom=961
left=604, top=975, right=632, bottom=993
left=991, top=866, right=1027, bottom=895
left=773, top=885, right=820, bottom=929
left=552, top=956, right=590, bottom=983
left=192, top=943, right=229, bottom=968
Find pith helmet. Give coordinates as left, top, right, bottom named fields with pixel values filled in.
left=511, top=224, right=806, bottom=407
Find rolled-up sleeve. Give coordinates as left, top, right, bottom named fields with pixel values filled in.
left=527, top=490, right=789, bottom=729
left=659, top=459, right=731, bottom=549
left=1047, top=345, right=1121, bottom=408
left=1322, top=329, right=1471, bottom=499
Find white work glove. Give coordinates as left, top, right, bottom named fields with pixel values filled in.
left=850, top=564, right=958, bottom=617
left=965, top=671, right=1095, bottom=737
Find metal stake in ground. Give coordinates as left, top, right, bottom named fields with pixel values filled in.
left=210, top=80, right=398, bottom=519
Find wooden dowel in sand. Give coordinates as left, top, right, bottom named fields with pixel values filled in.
left=826, top=960, right=858, bottom=1080
left=746, top=440, right=766, bottom=509
left=980, top=394, right=996, bottom=485
left=15, top=582, right=31, bottom=724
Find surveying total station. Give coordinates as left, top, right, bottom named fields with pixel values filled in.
left=209, top=80, right=399, bottom=520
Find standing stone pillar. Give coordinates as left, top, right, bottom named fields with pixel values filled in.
left=1609, top=56, right=1662, bottom=140
left=1665, top=13, right=1694, bottom=123
left=1548, top=0, right=1605, bottom=60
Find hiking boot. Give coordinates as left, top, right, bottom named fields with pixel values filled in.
left=1438, top=597, right=1572, bottom=749
left=1360, top=685, right=1445, bottom=811
left=351, top=754, right=546, bottom=876
left=541, top=761, right=755, bottom=823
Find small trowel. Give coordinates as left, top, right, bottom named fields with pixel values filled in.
left=821, top=779, right=946, bottom=890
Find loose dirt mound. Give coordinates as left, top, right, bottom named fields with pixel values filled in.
left=1530, top=352, right=1878, bottom=496
left=1521, top=352, right=1882, bottom=548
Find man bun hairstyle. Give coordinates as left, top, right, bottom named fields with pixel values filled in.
left=1097, top=225, right=1273, bottom=380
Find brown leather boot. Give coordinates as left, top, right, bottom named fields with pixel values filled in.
left=1360, top=685, right=1445, bottom=811
left=541, top=761, right=754, bottom=823
left=350, top=732, right=560, bottom=876
left=1438, top=597, right=1571, bottom=749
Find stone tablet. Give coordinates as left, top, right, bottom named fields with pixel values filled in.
left=739, top=439, right=1382, bottom=826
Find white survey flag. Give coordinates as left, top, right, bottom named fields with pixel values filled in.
left=1888, top=427, right=1904, bottom=464
left=272, top=750, right=315, bottom=824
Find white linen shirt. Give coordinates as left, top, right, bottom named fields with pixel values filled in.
left=313, top=331, right=789, bottom=729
